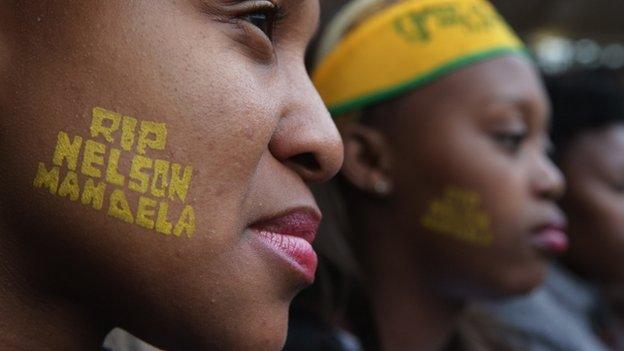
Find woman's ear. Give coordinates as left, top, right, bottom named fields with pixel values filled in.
left=339, top=122, right=394, bottom=197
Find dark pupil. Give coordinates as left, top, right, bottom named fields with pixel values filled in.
left=505, top=136, right=521, bottom=149
left=247, top=13, right=270, bottom=36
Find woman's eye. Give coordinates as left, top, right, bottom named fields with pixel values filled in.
left=242, top=8, right=277, bottom=40
left=492, top=131, right=527, bottom=154
left=544, top=138, right=556, bottom=159
left=611, top=182, right=624, bottom=193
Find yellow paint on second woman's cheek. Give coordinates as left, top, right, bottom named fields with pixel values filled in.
left=421, top=186, right=492, bottom=246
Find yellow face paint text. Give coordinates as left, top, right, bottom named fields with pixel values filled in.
left=33, top=107, right=195, bottom=238
left=421, top=186, right=491, bottom=245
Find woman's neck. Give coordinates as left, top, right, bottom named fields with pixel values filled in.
left=0, top=294, right=105, bottom=350
left=367, top=263, right=462, bottom=351
left=354, top=205, right=463, bottom=351
left=0, top=240, right=107, bottom=350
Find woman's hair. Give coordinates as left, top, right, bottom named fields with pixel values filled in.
left=548, top=69, right=624, bottom=158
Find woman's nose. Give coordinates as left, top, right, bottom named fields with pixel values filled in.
left=269, top=73, right=344, bottom=183
left=531, top=155, right=566, bottom=201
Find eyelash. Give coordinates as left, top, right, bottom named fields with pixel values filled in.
left=240, top=1, right=285, bottom=41
left=492, top=131, right=527, bottom=154
left=611, top=182, right=624, bottom=193
left=544, top=138, right=556, bottom=158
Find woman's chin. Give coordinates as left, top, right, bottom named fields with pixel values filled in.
left=448, top=261, right=548, bottom=301
left=489, top=262, right=548, bottom=298
left=149, top=315, right=288, bottom=351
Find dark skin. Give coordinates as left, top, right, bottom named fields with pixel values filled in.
left=560, top=124, right=624, bottom=285
left=339, top=55, right=565, bottom=350
left=0, top=0, right=342, bottom=350
left=559, top=124, right=624, bottom=340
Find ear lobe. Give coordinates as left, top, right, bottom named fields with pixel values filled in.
left=339, top=122, right=394, bottom=197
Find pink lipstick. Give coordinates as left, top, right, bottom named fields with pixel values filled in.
left=250, top=210, right=320, bottom=283
left=530, top=218, right=568, bottom=255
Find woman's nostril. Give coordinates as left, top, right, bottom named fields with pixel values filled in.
left=289, top=152, right=321, bottom=173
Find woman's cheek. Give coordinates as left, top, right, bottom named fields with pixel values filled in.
left=32, top=107, right=197, bottom=239
left=420, top=185, right=494, bottom=246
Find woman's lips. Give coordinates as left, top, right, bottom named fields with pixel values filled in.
left=250, top=209, right=320, bottom=284
left=530, top=217, right=568, bottom=255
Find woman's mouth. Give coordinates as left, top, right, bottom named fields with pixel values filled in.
left=249, top=209, right=320, bottom=284
left=530, top=216, right=568, bottom=255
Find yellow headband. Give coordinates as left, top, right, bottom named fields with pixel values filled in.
left=313, top=0, right=526, bottom=116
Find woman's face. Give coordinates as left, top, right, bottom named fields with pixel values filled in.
left=559, top=124, right=624, bottom=284
left=0, top=1, right=342, bottom=350
left=386, top=56, right=565, bottom=298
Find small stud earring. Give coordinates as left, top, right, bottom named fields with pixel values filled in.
left=374, top=179, right=391, bottom=195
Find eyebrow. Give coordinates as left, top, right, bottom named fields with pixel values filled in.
left=218, top=0, right=289, bottom=7
left=481, top=94, right=551, bottom=134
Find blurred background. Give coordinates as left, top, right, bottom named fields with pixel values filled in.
left=495, top=0, right=624, bottom=75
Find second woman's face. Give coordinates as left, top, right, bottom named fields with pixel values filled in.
left=559, top=124, right=624, bottom=284
left=0, top=1, right=342, bottom=350
left=389, top=56, right=565, bottom=298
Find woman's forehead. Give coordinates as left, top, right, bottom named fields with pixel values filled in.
left=392, top=55, right=544, bottom=115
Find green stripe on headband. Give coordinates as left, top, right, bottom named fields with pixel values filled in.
left=328, top=47, right=529, bottom=116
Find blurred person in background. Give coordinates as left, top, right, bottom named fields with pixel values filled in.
left=480, top=69, right=624, bottom=351
left=284, top=0, right=567, bottom=350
